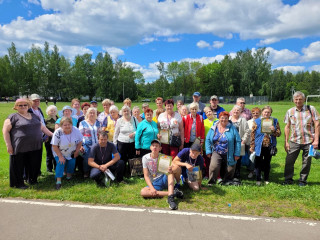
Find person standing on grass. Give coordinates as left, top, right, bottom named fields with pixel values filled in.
left=250, top=106, right=281, bottom=186
left=230, top=97, right=252, bottom=121
left=51, top=117, right=83, bottom=190
left=188, top=92, right=206, bottom=115
left=88, top=131, right=125, bottom=186
left=283, top=91, right=319, bottom=186
left=140, top=139, right=183, bottom=210
left=203, top=95, right=225, bottom=120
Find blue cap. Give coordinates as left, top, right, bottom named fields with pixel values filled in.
left=90, top=100, right=97, bottom=104
left=193, top=92, right=201, bottom=97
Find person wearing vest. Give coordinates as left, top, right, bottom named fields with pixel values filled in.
left=250, top=106, right=281, bottom=186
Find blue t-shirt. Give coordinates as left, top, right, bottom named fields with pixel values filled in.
left=177, top=148, right=204, bottom=170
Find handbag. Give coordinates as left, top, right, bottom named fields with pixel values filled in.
left=129, top=157, right=143, bottom=177
left=170, top=134, right=181, bottom=147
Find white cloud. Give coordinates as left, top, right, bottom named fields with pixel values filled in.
left=166, top=37, right=181, bottom=42
left=102, top=47, right=124, bottom=60
left=301, top=41, right=320, bottom=62
left=275, top=65, right=305, bottom=73
left=140, top=37, right=157, bottom=45
left=266, top=47, right=300, bottom=65
left=40, top=0, right=74, bottom=12
left=28, top=0, right=40, bottom=5
left=197, top=40, right=210, bottom=49
left=212, top=41, right=224, bottom=49
left=181, top=55, right=225, bottom=64
left=309, top=65, right=320, bottom=72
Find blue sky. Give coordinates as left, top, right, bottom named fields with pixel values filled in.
left=0, top=0, right=319, bottom=81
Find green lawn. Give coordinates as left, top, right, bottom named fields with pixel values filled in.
left=1, top=100, right=320, bottom=220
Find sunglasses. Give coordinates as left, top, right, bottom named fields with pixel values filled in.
left=240, top=102, right=246, bottom=104
left=18, top=104, right=28, bottom=107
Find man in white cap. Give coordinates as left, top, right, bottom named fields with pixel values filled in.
left=188, top=92, right=206, bottom=115
left=203, top=95, right=225, bottom=120
left=28, top=94, right=45, bottom=125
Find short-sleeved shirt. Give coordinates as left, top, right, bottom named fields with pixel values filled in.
left=142, top=153, right=163, bottom=182
left=51, top=126, right=83, bottom=160
left=284, top=105, right=319, bottom=144
left=89, top=142, right=118, bottom=165
left=8, top=113, right=42, bottom=155
left=177, top=148, right=204, bottom=170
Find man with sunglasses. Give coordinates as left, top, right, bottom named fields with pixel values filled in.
left=230, top=97, right=252, bottom=121
left=203, top=95, right=225, bottom=120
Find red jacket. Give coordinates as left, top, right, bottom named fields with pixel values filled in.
left=183, top=113, right=205, bottom=144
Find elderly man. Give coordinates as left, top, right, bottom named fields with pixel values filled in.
left=188, top=92, right=206, bottom=115
left=230, top=97, right=252, bottom=121
left=203, top=95, right=225, bottom=120
left=283, top=91, right=319, bottom=186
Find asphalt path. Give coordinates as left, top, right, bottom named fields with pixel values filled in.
left=0, top=198, right=319, bottom=240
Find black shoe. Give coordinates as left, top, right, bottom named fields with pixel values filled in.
left=299, top=182, right=307, bottom=187
left=174, top=188, right=184, bottom=199
left=55, top=183, right=62, bottom=190
left=16, top=185, right=29, bottom=190
left=282, top=180, right=293, bottom=185
left=167, top=195, right=178, bottom=210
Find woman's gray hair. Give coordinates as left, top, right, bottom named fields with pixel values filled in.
left=46, top=105, right=57, bottom=115
left=109, top=105, right=119, bottom=113
left=293, top=91, right=305, bottom=99
left=232, top=105, right=242, bottom=111
left=189, top=102, right=199, bottom=111
left=121, top=105, right=131, bottom=112
left=85, top=107, right=97, bottom=120
left=132, top=106, right=140, bottom=112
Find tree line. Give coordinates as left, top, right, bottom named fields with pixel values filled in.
left=1, top=42, right=319, bottom=101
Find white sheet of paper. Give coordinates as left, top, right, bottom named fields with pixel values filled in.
left=157, top=154, right=172, bottom=174
left=159, top=129, right=169, bottom=144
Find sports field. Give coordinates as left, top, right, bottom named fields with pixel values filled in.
left=1, top=101, right=320, bottom=220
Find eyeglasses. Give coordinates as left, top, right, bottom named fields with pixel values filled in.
left=211, top=99, right=218, bottom=101
left=18, top=104, right=28, bottom=107
left=240, top=102, right=246, bottom=104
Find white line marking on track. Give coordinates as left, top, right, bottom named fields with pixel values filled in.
left=0, top=199, right=317, bottom=227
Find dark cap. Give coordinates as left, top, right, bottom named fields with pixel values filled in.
left=193, top=92, right=201, bottom=97
left=151, top=139, right=161, bottom=146
left=190, top=143, right=201, bottom=152
left=90, top=100, right=97, bottom=104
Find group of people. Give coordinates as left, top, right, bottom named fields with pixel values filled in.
left=3, top=91, right=319, bottom=210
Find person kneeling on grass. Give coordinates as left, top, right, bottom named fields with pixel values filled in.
left=140, top=139, right=183, bottom=210
left=172, top=143, right=204, bottom=191
left=88, top=130, right=125, bottom=186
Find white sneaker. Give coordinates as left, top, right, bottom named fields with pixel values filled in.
left=265, top=181, right=270, bottom=185
left=256, top=181, right=261, bottom=186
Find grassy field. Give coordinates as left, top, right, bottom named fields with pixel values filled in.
left=1, top=100, right=320, bottom=220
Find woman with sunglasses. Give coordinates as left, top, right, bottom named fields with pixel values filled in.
left=3, top=98, right=52, bottom=189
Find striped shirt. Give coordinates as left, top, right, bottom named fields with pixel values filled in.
left=284, top=105, right=319, bottom=144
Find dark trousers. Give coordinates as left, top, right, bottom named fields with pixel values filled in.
left=255, top=147, right=272, bottom=181
left=208, top=152, right=235, bottom=183
left=10, top=149, right=41, bottom=187
left=90, top=160, right=125, bottom=182
left=117, top=141, right=135, bottom=173
left=139, top=149, right=151, bottom=157
left=284, top=141, right=311, bottom=184
left=45, top=140, right=56, bottom=172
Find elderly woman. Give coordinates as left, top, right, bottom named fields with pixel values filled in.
left=103, top=105, right=120, bottom=141
left=55, top=106, right=78, bottom=130
left=206, top=111, right=241, bottom=185
left=229, top=105, right=250, bottom=181
left=135, top=108, right=159, bottom=156
left=183, top=102, right=205, bottom=148
left=203, top=106, right=218, bottom=178
left=246, top=107, right=262, bottom=178
left=179, top=105, right=188, bottom=118
left=114, top=105, right=137, bottom=174
left=157, top=99, right=184, bottom=158
left=77, top=102, right=90, bottom=127
left=3, top=98, right=52, bottom=189
left=140, top=103, right=149, bottom=119
left=251, top=106, right=281, bottom=185
left=132, top=106, right=143, bottom=123
left=45, top=105, right=58, bottom=173
left=79, top=107, right=101, bottom=178
left=51, top=117, right=83, bottom=190
left=97, top=98, right=112, bottom=125
left=71, top=98, right=83, bottom=120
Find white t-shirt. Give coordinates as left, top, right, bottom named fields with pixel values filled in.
left=51, top=126, right=83, bottom=160
left=142, top=153, right=163, bottom=182
left=158, top=112, right=182, bottom=137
